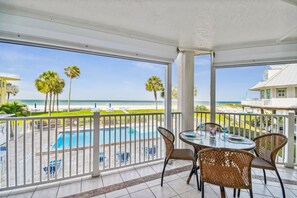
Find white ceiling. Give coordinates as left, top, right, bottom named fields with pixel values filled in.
left=0, top=0, right=297, bottom=63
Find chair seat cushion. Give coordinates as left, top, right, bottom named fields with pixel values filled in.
left=170, top=149, right=194, bottom=161
left=251, top=157, right=274, bottom=170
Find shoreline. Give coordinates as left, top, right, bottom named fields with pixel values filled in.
left=27, top=103, right=243, bottom=114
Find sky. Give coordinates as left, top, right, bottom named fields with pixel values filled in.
left=0, top=42, right=266, bottom=101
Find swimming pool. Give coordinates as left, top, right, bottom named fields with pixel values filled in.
left=51, top=127, right=159, bottom=149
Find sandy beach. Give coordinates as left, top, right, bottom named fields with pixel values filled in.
left=28, top=104, right=165, bottom=112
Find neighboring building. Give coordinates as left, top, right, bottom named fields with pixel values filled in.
left=241, top=64, right=297, bottom=114
left=0, top=73, right=20, bottom=105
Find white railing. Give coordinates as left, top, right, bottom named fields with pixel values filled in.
left=269, top=98, right=297, bottom=108
left=0, top=112, right=182, bottom=190
left=241, top=99, right=270, bottom=106
left=194, top=111, right=296, bottom=166
left=0, top=111, right=295, bottom=191
left=242, top=98, right=297, bottom=108
left=0, top=115, right=94, bottom=190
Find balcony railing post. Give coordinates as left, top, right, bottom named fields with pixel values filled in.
left=285, top=112, right=295, bottom=168
left=92, top=110, right=101, bottom=177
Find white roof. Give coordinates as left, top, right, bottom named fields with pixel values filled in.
left=0, top=73, right=20, bottom=80
left=0, top=0, right=297, bottom=64
left=250, top=64, right=297, bottom=90
left=268, top=65, right=286, bottom=70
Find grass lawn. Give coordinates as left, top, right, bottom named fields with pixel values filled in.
left=30, top=109, right=164, bottom=117
left=127, top=109, right=164, bottom=114
left=31, top=109, right=122, bottom=116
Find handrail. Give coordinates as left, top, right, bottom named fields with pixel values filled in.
left=0, top=110, right=294, bottom=191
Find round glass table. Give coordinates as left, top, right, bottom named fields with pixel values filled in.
left=179, top=130, right=255, bottom=191
left=179, top=130, right=255, bottom=151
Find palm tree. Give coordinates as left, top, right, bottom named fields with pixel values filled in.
left=35, top=74, right=50, bottom=112
left=45, top=71, right=59, bottom=116
left=54, top=78, right=65, bottom=112
left=6, top=83, right=19, bottom=102
left=145, top=76, right=164, bottom=111
left=65, top=66, right=80, bottom=112
left=161, top=86, right=197, bottom=99
left=35, top=71, right=59, bottom=115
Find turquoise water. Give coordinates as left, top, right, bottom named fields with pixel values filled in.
left=51, top=127, right=159, bottom=149
left=14, top=99, right=240, bottom=107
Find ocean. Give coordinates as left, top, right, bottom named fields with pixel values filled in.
left=13, top=99, right=240, bottom=107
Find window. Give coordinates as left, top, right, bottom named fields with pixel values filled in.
left=266, top=89, right=271, bottom=99
left=295, top=87, right=297, bottom=98
left=261, top=90, right=265, bottom=99
left=277, top=88, right=286, bottom=98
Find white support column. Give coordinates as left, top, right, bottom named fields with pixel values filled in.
left=92, top=110, right=101, bottom=177
left=210, top=52, right=216, bottom=123
left=285, top=112, right=295, bottom=168
left=165, top=63, right=172, bottom=131
left=177, top=51, right=195, bottom=131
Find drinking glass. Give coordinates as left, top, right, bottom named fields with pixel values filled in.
left=209, top=126, right=217, bottom=138
left=221, top=127, right=229, bottom=141
left=197, top=124, right=205, bottom=136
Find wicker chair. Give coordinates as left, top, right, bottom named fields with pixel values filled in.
left=186, top=123, right=223, bottom=183
left=252, top=133, right=287, bottom=198
left=199, top=148, right=254, bottom=198
left=157, top=127, right=199, bottom=190
left=197, top=122, right=222, bottom=132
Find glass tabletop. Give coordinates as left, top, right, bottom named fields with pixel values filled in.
left=179, top=130, right=255, bottom=151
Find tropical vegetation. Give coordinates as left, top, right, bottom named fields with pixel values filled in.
left=161, top=86, right=197, bottom=99
left=65, top=66, right=80, bottom=112
left=0, top=101, right=30, bottom=139
left=195, top=105, right=209, bottom=112
left=6, top=83, right=19, bottom=102
left=145, top=76, right=164, bottom=110
left=0, top=101, right=29, bottom=117
left=35, top=71, right=65, bottom=115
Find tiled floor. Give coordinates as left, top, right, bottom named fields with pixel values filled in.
left=1, top=160, right=297, bottom=198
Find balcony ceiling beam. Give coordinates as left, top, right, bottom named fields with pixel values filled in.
left=213, top=43, right=297, bottom=68
left=0, top=13, right=177, bottom=64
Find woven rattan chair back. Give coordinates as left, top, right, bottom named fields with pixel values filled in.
left=253, top=133, right=287, bottom=165
left=197, top=122, right=222, bottom=132
left=193, top=123, right=222, bottom=154
left=199, top=148, right=254, bottom=190
left=157, top=127, right=175, bottom=159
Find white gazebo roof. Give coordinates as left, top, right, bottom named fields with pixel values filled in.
left=250, top=64, right=297, bottom=90
left=0, top=0, right=297, bottom=65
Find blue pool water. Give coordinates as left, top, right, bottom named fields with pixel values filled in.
left=51, top=127, right=159, bottom=149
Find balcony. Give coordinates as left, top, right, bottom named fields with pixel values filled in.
left=1, top=1, right=297, bottom=197
left=1, top=161, right=297, bottom=197
left=0, top=111, right=297, bottom=197
left=242, top=98, right=297, bottom=109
